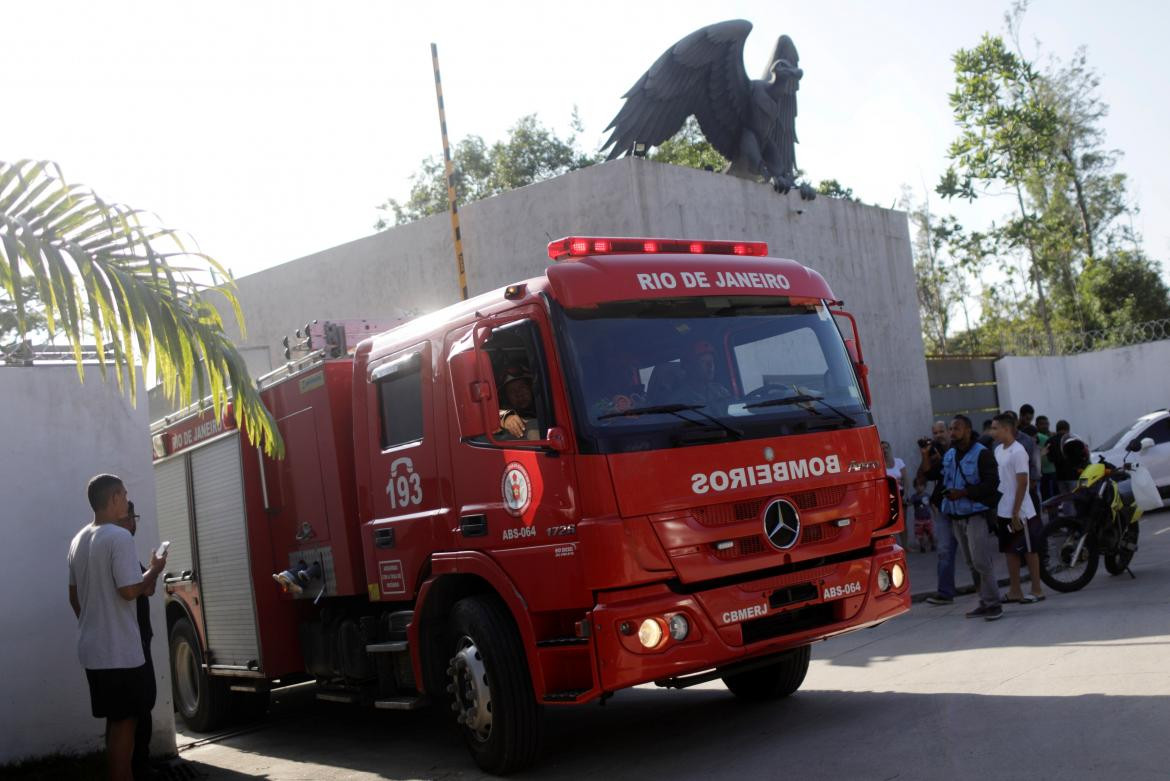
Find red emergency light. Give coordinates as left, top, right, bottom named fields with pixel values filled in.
left=547, top=236, right=768, bottom=261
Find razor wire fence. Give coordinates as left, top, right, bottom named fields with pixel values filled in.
left=995, top=317, right=1170, bottom=357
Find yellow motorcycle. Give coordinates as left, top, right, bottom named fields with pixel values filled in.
left=1040, top=437, right=1158, bottom=592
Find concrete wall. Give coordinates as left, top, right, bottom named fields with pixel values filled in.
left=996, top=340, right=1170, bottom=448
left=0, top=365, right=175, bottom=764
left=215, top=157, right=930, bottom=469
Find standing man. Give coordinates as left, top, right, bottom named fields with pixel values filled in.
left=119, top=501, right=157, bottom=781
left=1036, top=416, right=1058, bottom=505
left=991, top=414, right=1045, bottom=603
left=938, top=416, right=1003, bottom=620
left=68, top=475, right=167, bottom=781
left=1018, top=404, right=1039, bottom=437
left=921, top=420, right=977, bottom=605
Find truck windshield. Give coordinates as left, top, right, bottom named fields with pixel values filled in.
left=553, top=296, right=872, bottom=454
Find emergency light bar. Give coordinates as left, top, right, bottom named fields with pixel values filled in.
left=547, top=236, right=768, bottom=261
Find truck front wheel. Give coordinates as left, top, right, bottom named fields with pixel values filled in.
left=170, top=617, right=229, bottom=731
left=721, top=644, right=811, bottom=701
left=446, top=596, right=540, bottom=774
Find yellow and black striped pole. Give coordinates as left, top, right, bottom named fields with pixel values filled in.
left=431, top=43, right=468, bottom=301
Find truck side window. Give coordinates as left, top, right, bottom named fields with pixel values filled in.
left=375, top=357, right=424, bottom=449
left=481, top=320, right=554, bottom=443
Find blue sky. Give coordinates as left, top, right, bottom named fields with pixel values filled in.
left=4, top=0, right=1167, bottom=289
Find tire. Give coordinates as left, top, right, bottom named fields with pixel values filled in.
left=446, top=596, right=540, bottom=775
left=169, top=618, right=230, bottom=732
left=722, top=645, right=811, bottom=701
left=1105, top=522, right=1140, bottom=575
left=1040, top=517, right=1098, bottom=593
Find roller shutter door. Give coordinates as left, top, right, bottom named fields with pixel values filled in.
left=191, top=434, right=261, bottom=668
left=153, top=456, right=193, bottom=576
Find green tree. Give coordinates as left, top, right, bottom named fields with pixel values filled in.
left=0, top=160, right=282, bottom=456
left=815, top=179, right=857, bottom=201
left=0, top=278, right=47, bottom=349
left=938, top=32, right=1063, bottom=349
left=649, top=117, right=728, bottom=171
left=376, top=114, right=598, bottom=228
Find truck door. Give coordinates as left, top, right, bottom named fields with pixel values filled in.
left=362, top=344, right=442, bottom=602
left=445, top=310, right=580, bottom=588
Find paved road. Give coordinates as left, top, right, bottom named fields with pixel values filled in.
left=177, top=509, right=1170, bottom=781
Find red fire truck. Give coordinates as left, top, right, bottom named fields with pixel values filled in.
left=151, top=237, right=909, bottom=774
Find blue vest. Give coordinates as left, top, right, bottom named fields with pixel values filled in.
left=940, top=443, right=991, bottom=517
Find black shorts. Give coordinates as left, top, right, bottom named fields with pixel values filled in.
left=996, top=515, right=1044, bottom=555
left=85, top=663, right=153, bottom=720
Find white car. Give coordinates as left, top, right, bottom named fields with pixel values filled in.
left=1092, top=410, right=1170, bottom=502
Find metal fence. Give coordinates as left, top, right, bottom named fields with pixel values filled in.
left=991, top=318, right=1170, bottom=357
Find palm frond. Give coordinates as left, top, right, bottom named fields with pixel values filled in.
left=0, top=159, right=283, bottom=457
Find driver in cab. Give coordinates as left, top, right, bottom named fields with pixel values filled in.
left=673, top=340, right=731, bottom=407
left=497, top=365, right=539, bottom=440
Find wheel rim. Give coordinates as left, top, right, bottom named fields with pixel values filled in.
left=174, top=637, right=201, bottom=717
left=1045, top=522, right=1091, bottom=586
left=448, top=636, right=492, bottom=742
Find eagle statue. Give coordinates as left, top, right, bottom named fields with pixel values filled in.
left=601, top=20, right=815, bottom=200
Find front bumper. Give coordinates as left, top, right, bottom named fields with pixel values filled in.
left=589, top=544, right=909, bottom=693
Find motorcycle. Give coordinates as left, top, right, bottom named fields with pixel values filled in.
left=1039, top=436, right=1161, bottom=593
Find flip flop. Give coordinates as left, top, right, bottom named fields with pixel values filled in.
left=1001, top=594, right=1024, bottom=603
left=1030, top=594, right=1046, bottom=602
left=1019, top=594, right=1041, bottom=604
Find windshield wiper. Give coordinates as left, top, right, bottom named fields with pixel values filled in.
left=744, top=393, right=856, bottom=426
left=597, top=403, right=705, bottom=420
left=596, top=403, right=743, bottom=439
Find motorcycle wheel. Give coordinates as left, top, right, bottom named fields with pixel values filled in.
left=1040, top=517, right=1098, bottom=593
left=1104, top=522, right=1140, bottom=575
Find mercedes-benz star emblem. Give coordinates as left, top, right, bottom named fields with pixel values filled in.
left=763, top=499, right=801, bottom=550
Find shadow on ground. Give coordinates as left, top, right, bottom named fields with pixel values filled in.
left=177, top=684, right=1167, bottom=780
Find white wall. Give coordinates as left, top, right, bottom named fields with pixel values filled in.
left=0, top=365, right=176, bottom=764
left=996, top=340, right=1170, bottom=448
left=212, top=157, right=931, bottom=470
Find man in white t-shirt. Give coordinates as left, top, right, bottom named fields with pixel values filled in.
left=991, top=414, right=1045, bottom=604
left=67, top=474, right=167, bottom=781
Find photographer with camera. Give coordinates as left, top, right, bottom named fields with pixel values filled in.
left=919, top=420, right=978, bottom=605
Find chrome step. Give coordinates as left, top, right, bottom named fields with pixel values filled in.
left=374, top=696, right=428, bottom=711
left=366, top=640, right=409, bottom=653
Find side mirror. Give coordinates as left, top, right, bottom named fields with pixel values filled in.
left=1140, top=437, right=1155, bottom=453
left=448, top=344, right=497, bottom=439
left=1126, top=438, right=1143, bottom=453
left=546, top=426, right=569, bottom=453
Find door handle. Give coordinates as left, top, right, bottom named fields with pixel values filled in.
left=460, top=515, right=488, bottom=538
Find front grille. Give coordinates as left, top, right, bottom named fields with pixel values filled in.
left=741, top=603, right=835, bottom=644
left=693, top=500, right=765, bottom=527
left=712, top=535, right=765, bottom=560
left=793, top=484, right=848, bottom=510
left=693, top=486, right=847, bottom=528
left=800, top=523, right=842, bottom=545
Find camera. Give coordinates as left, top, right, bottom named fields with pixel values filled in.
left=917, top=437, right=931, bottom=449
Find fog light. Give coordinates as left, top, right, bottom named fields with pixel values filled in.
left=668, top=614, right=690, bottom=641
left=891, top=563, right=905, bottom=590
left=637, top=618, right=663, bottom=648
left=877, top=568, right=891, bottom=592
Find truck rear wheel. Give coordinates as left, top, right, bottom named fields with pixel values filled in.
left=446, top=596, right=540, bottom=774
left=722, top=645, right=811, bottom=701
left=170, top=617, right=230, bottom=731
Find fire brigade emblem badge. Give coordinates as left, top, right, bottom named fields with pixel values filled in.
left=501, top=462, right=532, bottom=520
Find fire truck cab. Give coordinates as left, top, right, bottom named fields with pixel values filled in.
left=151, top=237, right=909, bottom=774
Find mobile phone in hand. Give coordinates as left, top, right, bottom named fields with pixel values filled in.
left=156, top=541, right=171, bottom=558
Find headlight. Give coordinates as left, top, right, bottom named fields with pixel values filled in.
left=891, top=563, right=905, bottom=589
left=877, top=568, right=891, bottom=592
left=668, top=614, right=690, bottom=641
left=637, top=618, right=663, bottom=648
